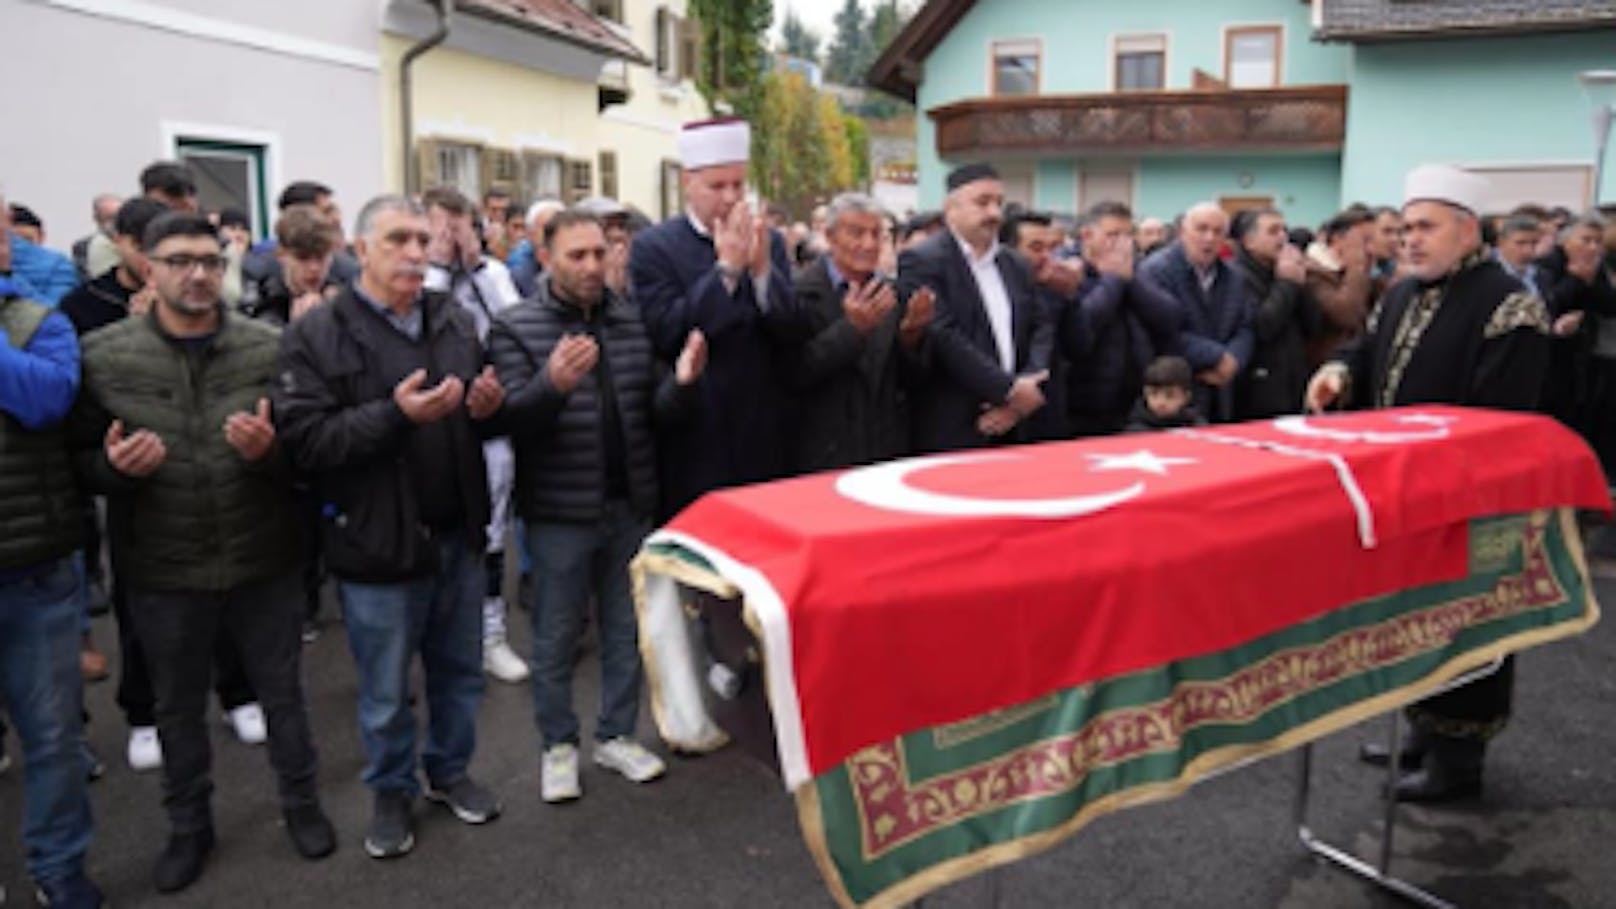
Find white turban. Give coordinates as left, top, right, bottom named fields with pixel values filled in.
left=1403, top=164, right=1491, bottom=216
left=677, top=119, right=750, bottom=171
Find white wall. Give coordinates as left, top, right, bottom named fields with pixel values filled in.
left=0, top=0, right=383, bottom=249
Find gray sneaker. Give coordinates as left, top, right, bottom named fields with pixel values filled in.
left=363, top=791, right=415, bottom=859
left=424, top=777, right=502, bottom=825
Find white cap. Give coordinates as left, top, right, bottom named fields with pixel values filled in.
left=677, top=119, right=750, bottom=170
left=1403, top=164, right=1491, bottom=216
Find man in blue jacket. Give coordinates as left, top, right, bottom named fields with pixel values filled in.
left=4, top=201, right=78, bottom=306
left=1137, top=202, right=1253, bottom=422
left=0, top=257, right=103, bottom=906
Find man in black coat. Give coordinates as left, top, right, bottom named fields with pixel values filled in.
left=1307, top=165, right=1553, bottom=804
left=1231, top=207, right=1318, bottom=419
left=627, top=118, right=806, bottom=518
left=897, top=163, right=1052, bottom=452
left=488, top=210, right=706, bottom=803
left=273, top=195, right=507, bottom=860
left=786, top=192, right=930, bottom=471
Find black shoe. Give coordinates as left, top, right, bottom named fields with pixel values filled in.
left=284, top=803, right=336, bottom=859
left=364, top=790, right=415, bottom=859
left=424, top=777, right=502, bottom=825
left=153, top=828, right=214, bottom=893
left=1358, top=741, right=1424, bottom=771
left=1390, top=766, right=1483, bottom=803
left=33, top=873, right=104, bottom=908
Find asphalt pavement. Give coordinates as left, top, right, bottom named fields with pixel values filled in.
left=2, top=569, right=1613, bottom=909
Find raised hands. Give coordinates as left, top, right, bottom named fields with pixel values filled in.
left=545, top=333, right=600, bottom=395
left=900, top=285, right=937, bottom=349
left=224, top=397, right=276, bottom=461
left=466, top=365, right=505, bottom=420
left=393, top=368, right=465, bottom=424
left=675, top=329, right=708, bottom=386
left=105, top=419, right=167, bottom=477
left=842, top=279, right=899, bottom=335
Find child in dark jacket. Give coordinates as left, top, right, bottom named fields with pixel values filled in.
left=1125, top=355, right=1208, bottom=432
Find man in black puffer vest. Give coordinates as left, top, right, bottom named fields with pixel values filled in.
left=70, top=211, right=335, bottom=894
left=0, top=256, right=102, bottom=907
left=489, top=209, right=705, bottom=803
left=274, top=195, right=506, bottom=861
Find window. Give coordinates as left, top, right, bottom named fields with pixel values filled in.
left=598, top=150, right=619, bottom=201
left=590, top=0, right=622, bottom=23
left=1115, top=34, right=1166, bottom=91
left=660, top=159, right=684, bottom=220
left=567, top=159, right=593, bottom=204
left=175, top=137, right=269, bottom=238
left=991, top=39, right=1040, bottom=97
left=523, top=152, right=564, bottom=202
left=1226, top=26, right=1281, bottom=88
left=655, top=6, right=680, bottom=80
left=435, top=142, right=483, bottom=200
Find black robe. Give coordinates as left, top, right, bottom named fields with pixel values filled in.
left=1336, top=250, right=1551, bottom=740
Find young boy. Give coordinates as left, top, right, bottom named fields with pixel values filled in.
left=1126, top=355, right=1208, bottom=432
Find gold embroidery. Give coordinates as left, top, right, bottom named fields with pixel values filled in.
left=1379, top=285, right=1443, bottom=408
left=932, top=694, right=1063, bottom=749
left=1484, top=291, right=1552, bottom=340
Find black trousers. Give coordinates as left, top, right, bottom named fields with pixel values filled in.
left=129, top=572, right=319, bottom=834
left=112, top=541, right=255, bottom=728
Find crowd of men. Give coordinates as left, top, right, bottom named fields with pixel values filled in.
left=3, top=114, right=1613, bottom=907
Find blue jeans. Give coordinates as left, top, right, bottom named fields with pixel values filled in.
left=526, top=500, right=649, bottom=748
left=0, top=555, right=93, bottom=886
left=337, top=532, right=485, bottom=794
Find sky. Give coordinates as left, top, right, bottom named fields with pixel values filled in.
left=770, top=0, right=875, bottom=51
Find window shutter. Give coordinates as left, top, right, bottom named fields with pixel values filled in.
left=655, top=7, right=669, bottom=76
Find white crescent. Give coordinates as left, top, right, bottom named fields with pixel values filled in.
left=835, top=453, right=1145, bottom=519
left=1271, top=413, right=1454, bottom=445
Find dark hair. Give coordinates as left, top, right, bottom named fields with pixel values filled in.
left=139, top=161, right=197, bottom=199
left=275, top=204, right=339, bottom=257
left=278, top=181, right=332, bottom=210
left=113, top=198, right=168, bottom=241
left=1287, top=226, right=1315, bottom=249
left=1085, top=201, right=1133, bottom=223
left=1498, top=214, right=1541, bottom=239
left=142, top=210, right=217, bottom=252
left=1373, top=206, right=1399, bottom=220
left=1321, top=208, right=1376, bottom=242
left=1230, top=207, right=1282, bottom=241
left=1509, top=203, right=1551, bottom=222
left=543, top=209, right=604, bottom=248
left=7, top=203, right=42, bottom=230
left=1549, top=206, right=1575, bottom=224
left=1479, top=218, right=1499, bottom=247
left=421, top=185, right=474, bottom=217
left=482, top=188, right=511, bottom=205
left=1142, top=355, right=1193, bottom=390
left=217, top=208, right=251, bottom=232
left=1000, top=209, right=1052, bottom=246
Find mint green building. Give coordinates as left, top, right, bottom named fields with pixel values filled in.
left=870, top=0, right=1616, bottom=226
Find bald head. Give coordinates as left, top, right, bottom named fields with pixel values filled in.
left=1181, top=203, right=1228, bottom=269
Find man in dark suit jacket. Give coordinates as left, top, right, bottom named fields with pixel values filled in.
left=628, top=118, right=807, bottom=518
left=897, top=163, right=1053, bottom=453
left=786, top=193, right=931, bottom=472
left=1137, top=202, right=1253, bottom=422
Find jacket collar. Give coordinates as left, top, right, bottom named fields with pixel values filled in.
left=535, top=277, right=633, bottom=326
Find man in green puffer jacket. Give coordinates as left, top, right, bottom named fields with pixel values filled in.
left=69, top=212, right=334, bottom=896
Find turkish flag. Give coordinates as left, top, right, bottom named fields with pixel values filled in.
left=657, top=407, right=1609, bottom=786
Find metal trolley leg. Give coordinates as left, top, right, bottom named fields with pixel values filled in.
left=1294, top=658, right=1503, bottom=909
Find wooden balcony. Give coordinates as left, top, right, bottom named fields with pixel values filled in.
left=929, top=85, right=1349, bottom=158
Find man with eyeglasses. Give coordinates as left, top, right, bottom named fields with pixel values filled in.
left=273, top=195, right=507, bottom=860
left=69, top=211, right=334, bottom=894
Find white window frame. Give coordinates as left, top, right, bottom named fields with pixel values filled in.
left=1110, top=32, right=1170, bottom=93
left=987, top=37, right=1042, bottom=97
left=1222, top=22, right=1285, bottom=89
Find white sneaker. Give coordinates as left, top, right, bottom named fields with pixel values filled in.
left=593, top=737, right=666, bottom=784
left=127, top=726, right=163, bottom=771
left=541, top=744, right=581, bottom=803
left=483, top=638, right=530, bottom=684
left=225, top=703, right=267, bottom=745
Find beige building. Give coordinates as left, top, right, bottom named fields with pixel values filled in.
left=383, top=0, right=709, bottom=220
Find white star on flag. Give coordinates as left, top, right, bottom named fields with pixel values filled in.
left=1085, top=450, right=1197, bottom=477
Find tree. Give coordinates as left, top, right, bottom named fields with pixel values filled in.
left=842, top=113, right=870, bottom=188
left=822, top=0, right=874, bottom=86
left=779, top=8, right=820, bottom=64
left=687, top=0, right=774, bottom=119
left=870, top=0, right=902, bottom=58
left=752, top=70, right=867, bottom=216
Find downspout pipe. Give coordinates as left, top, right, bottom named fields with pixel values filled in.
left=401, top=0, right=451, bottom=195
